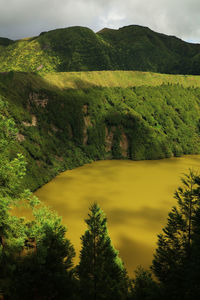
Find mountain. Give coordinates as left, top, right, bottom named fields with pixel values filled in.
left=1, top=71, right=200, bottom=190
left=0, top=25, right=200, bottom=74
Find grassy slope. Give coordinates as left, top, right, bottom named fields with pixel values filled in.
left=1, top=71, right=200, bottom=191
left=43, top=71, right=200, bottom=89
left=1, top=25, right=200, bottom=74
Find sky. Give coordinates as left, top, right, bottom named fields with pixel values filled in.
left=0, top=0, right=200, bottom=43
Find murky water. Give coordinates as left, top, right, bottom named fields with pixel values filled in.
left=35, top=156, right=200, bottom=274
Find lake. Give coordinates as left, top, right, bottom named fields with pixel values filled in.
left=35, top=155, right=200, bottom=274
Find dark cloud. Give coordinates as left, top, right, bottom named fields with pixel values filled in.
left=0, top=0, right=200, bottom=42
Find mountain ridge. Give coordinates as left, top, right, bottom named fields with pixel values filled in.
left=1, top=24, right=200, bottom=74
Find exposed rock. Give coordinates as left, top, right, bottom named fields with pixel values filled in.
left=55, top=155, right=64, bottom=162
left=36, top=160, right=41, bottom=167
left=83, top=129, right=88, bottom=145
left=83, top=104, right=88, bottom=115
left=29, top=92, right=48, bottom=108
left=105, top=126, right=115, bottom=152
left=105, top=127, right=128, bottom=156
left=23, top=115, right=37, bottom=127
left=83, top=115, right=92, bottom=145
left=32, top=115, right=37, bottom=126
left=84, top=116, right=92, bottom=127
left=120, top=131, right=129, bottom=157
left=36, top=64, right=44, bottom=71
left=16, top=133, right=25, bottom=142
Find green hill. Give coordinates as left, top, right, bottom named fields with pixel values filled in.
left=1, top=70, right=200, bottom=191
left=1, top=25, right=200, bottom=74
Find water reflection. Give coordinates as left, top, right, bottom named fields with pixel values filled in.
left=35, top=155, right=200, bottom=274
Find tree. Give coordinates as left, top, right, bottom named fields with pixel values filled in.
left=184, top=205, right=200, bottom=299
left=0, top=97, right=76, bottom=299
left=130, top=266, right=160, bottom=300
left=10, top=206, right=76, bottom=300
left=152, top=170, right=200, bottom=299
left=77, top=203, right=128, bottom=300
left=0, top=98, right=31, bottom=298
left=0, top=99, right=27, bottom=201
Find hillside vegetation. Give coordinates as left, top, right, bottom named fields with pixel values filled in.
left=1, top=25, right=200, bottom=74
left=2, top=24, right=200, bottom=300
left=1, top=70, right=200, bottom=191
left=2, top=74, right=200, bottom=299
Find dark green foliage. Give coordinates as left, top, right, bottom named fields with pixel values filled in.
left=152, top=170, right=200, bottom=299
left=9, top=207, right=76, bottom=300
left=0, top=37, right=14, bottom=46
left=77, top=203, right=128, bottom=300
left=98, top=25, right=200, bottom=75
left=111, top=128, right=122, bottom=158
left=1, top=25, right=200, bottom=74
left=0, top=105, right=76, bottom=300
left=185, top=206, right=200, bottom=299
left=1, top=73, right=200, bottom=191
left=130, top=266, right=160, bottom=300
left=1, top=206, right=77, bottom=300
left=2, top=94, right=200, bottom=299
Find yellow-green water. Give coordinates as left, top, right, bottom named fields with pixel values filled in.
left=35, top=156, right=200, bottom=274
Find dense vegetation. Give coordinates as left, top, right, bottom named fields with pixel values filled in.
left=1, top=25, right=200, bottom=74
left=1, top=22, right=200, bottom=299
left=1, top=106, right=200, bottom=299
left=1, top=71, right=200, bottom=191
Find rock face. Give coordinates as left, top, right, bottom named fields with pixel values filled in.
left=83, top=104, right=88, bottom=114
left=83, top=104, right=93, bottom=145
left=105, top=126, right=129, bottom=157
left=105, top=126, right=115, bottom=152
left=83, top=116, right=92, bottom=145
left=16, top=133, right=25, bottom=142
left=36, top=64, right=44, bottom=71
left=29, top=92, right=48, bottom=108
left=23, top=115, right=37, bottom=127
left=120, top=131, right=129, bottom=157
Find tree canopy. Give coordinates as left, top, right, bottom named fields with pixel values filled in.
left=77, top=203, right=128, bottom=300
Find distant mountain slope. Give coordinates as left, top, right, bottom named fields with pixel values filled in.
left=0, top=25, right=200, bottom=74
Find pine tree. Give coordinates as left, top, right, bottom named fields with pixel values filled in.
left=184, top=206, right=200, bottom=299
left=130, top=266, right=160, bottom=300
left=152, top=170, right=199, bottom=299
left=77, top=203, right=128, bottom=300
left=11, top=206, right=76, bottom=300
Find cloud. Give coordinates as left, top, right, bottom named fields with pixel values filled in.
left=0, top=0, right=200, bottom=42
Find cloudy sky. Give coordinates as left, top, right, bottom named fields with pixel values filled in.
left=1, top=0, right=200, bottom=43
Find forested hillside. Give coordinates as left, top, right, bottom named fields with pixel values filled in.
left=1, top=25, right=200, bottom=74
left=1, top=71, right=200, bottom=191
left=2, top=19, right=200, bottom=299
